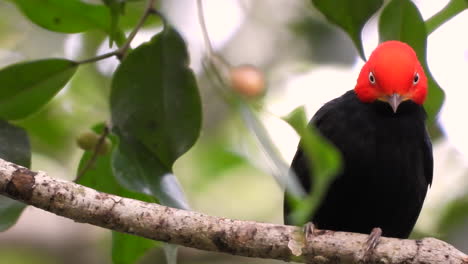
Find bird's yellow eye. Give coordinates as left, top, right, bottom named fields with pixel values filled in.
left=369, top=71, right=376, bottom=84
left=413, top=72, right=419, bottom=85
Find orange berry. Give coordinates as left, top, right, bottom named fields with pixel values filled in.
left=229, top=65, right=265, bottom=97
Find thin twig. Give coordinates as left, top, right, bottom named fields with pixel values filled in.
left=196, top=0, right=214, bottom=56
left=116, top=0, right=158, bottom=60
left=76, top=51, right=118, bottom=64
left=202, top=61, right=232, bottom=103
left=77, top=0, right=159, bottom=65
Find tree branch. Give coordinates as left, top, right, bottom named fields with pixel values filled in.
left=0, top=158, right=466, bottom=264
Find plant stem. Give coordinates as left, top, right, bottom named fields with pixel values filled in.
left=77, top=0, right=158, bottom=65
left=196, top=0, right=214, bottom=56
left=76, top=51, right=117, bottom=64
left=116, top=0, right=158, bottom=60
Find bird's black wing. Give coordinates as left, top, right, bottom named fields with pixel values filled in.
left=422, top=128, right=433, bottom=186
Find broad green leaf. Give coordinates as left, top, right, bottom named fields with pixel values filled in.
left=112, top=139, right=189, bottom=209
left=110, top=26, right=199, bottom=210
left=76, top=124, right=159, bottom=264
left=426, top=0, right=468, bottom=34
left=379, top=0, right=445, bottom=122
left=12, top=0, right=110, bottom=33
left=110, top=24, right=197, bottom=262
left=110, top=27, right=201, bottom=209
left=111, top=26, right=201, bottom=168
left=0, top=120, right=31, bottom=231
left=0, top=59, right=78, bottom=120
left=283, top=107, right=341, bottom=225
left=110, top=27, right=198, bottom=264
left=311, top=0, right=383, bottom=60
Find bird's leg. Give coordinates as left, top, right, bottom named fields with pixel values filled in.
left=302, top=222, right=315, bottom=241
left=363, top=227, right=382, bottom=258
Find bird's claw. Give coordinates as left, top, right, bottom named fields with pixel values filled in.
left=302, top=222, right=315, bottom=241
left=364, top=227, right=382, bottom=259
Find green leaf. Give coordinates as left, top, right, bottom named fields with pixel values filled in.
left=0, top=120, right=31, bottom=231
left=379, top=0, right=445, bottom=122
left=0, top=59, right=78, bottom=120
left=112, top=139, right=189, bottom=209
left=283, top=107, right=342, bottom=225
left=102, top=0, right=126, bottom=47
left=379, top=0, right=426, bottom=57
left=112, top=232, right=160, bottom=264
left=311, top=0, right=383, bottom=60
left=110, top=26, right=200, bottom=211
left=76, top=124, right=159, bottom=264
left=426, top=0, right=468, bottom=34
left=12, top=0, right=110, bottom=33
left=111, top=26, right=201, bottom=168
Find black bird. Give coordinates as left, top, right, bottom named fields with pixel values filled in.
left=284, top=41, right=433, bottom=239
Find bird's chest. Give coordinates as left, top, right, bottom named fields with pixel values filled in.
left=342, top=114, right=424, bottom=192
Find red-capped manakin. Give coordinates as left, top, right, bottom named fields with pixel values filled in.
left=284, top=41, right=433, bottom=240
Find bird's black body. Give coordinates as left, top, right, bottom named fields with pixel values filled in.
left=284, top=90, right=433, bottom=238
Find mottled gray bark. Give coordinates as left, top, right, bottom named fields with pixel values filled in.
left=0, top=158, right=466, bottom=264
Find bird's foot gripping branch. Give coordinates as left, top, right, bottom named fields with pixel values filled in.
left=0, top=158, right=466, bottom=264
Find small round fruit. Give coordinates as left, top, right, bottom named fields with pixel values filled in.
left=77, top=131, right=112, bottom=155
left=229, top=65, right=265, bottom=97
left=76, top=131, right=100, bottom=151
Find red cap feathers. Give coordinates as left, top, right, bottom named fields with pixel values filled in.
left=354, top=41, right=428, bottom=106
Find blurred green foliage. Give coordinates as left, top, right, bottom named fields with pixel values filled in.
left=283, top=106, right=341, bottom=225
left=0, top=248, right=60, bottom=264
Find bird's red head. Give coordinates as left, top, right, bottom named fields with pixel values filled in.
left=354, top=41, right=428, bottom=113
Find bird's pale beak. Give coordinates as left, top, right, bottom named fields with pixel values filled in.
left=388, top=93, right=403, bottom=113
